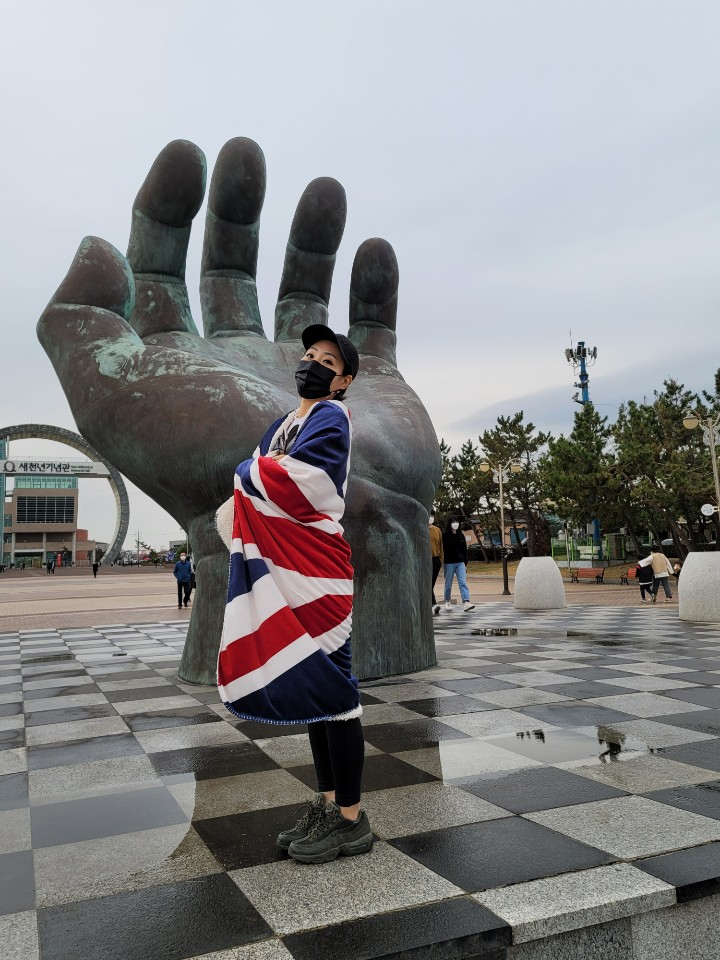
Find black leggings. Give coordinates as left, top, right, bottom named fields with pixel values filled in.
left=307, top=718, right=365, bottom=807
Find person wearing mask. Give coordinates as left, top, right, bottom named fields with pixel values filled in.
left=173, top=551, right=193, bottom=608
left=442, top=518, right=475, bottom=612
left=216, top=324, right=372, bottom=865
left=429, top=513, right=444, bottom=616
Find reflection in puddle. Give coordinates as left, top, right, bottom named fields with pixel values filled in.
left=595, top=725, right=656, bottom=761
left=516, top=729, right=546, bottom=742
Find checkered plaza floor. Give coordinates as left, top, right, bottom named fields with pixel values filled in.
left=4, top=602, right=720, bottom=958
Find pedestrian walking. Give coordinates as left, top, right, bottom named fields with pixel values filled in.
left=441, top=518, right=475, bottom=612
left=635, top=556, right=653, bottom=603
left=646, top=544, right=675, bottom=602
left=429, top=513, right=443, bottom=616
left=216, top=324, right=372, bottom=865
left=92, top=561, right=99, bottom=578
left=173, top=552, right=193, bottom=608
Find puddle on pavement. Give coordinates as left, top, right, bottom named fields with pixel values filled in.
left=471, top=627, right=639, bottom=645
left=430, top=724, right=652, bottom=781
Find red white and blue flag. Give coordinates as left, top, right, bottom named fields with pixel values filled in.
left=217, top=400, right=361, bottom=724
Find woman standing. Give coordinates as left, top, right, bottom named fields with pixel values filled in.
left=648, top=544, right=675, bottom=603
left=216, top=325, right=372, bottom=864
left=441, top=518, right=475, bottom=612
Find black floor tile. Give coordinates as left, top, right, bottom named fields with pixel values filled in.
left=283, top=895, right=512, bottom=960
left=0, top=701, right=22, bottom=717
left=458, top=766, right=628, bottom=813
left=0, top=771, right=28, bottom=811
left=232, top=719, right=309, bottom=739
left=105, top=685, right=195, bottom=704
left=539, top=680, right=626, bottom=700
left=362, top=719, right=469, bottom=753
left=25, top=704, right=117, bottom=727
left=19, top=668, right=86, bottom=681
left=0, top=851, right=35, bottom=916
left=149, top=742, right=279, bottom=780
left=91, top=670, right=160, bottom=682
left=430, top=678, right=520, bottom=694
left=195, top=803, right=307, bottom=869
left=555, top=668, right=643, bottom=681
left=659, top=739, right=720, bottom=773
left=124, top=707, right=222, bottom=732
left=27, top=733, right=146, bottom=770
left=0, top=729, right=25, bottom=751
left=442, top=664, right=510, bottom=676
left=23, top=683, right=101, bottom=700
left=635, top=842, right=720, bottom=902
left=643, top=781, right=720, bottom=821
left=31, top=786, right=188, bottom=847
left=400, top=695, right=497, bottom=717
left=178, top=688, right=222, bottom=704
left=37, top=872, right=272, bottom=960
left=651, top=709, right=720, bottom=735
left=518, top=701, right=636, bottom=728
left=660, top=659, right=720, bottom=670
left=661, top=687, right=720, bottom=708
left=390, top=817, right=613, bottom=891
left=290, top=752, right=438, bottom=794
left=664, top=672, right=720, bottom=686
left=358, top=691, right=384, bottom=706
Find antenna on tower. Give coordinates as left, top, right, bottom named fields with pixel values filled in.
left=564, top=336, right=597, bottom=405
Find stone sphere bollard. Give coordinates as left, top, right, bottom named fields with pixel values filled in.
left=514, top=556, right=567, bottom=610
left=679, top=554, right=720, bottom=623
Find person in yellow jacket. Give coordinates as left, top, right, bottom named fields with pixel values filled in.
left=647, top=545, right=675, bottom=602
left=429, top=514, right=444, bottom=616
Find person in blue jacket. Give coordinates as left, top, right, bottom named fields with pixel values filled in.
left=173, top=551, right=193, bottom=609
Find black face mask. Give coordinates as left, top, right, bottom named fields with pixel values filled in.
left=295, top=360, right=337, bottom=399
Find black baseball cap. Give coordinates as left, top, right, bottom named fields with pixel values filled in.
left=301, top=324, right=360, bottom=379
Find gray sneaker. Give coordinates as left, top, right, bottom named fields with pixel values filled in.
left=288, top=801, right=373, bottom=864
left=276, top=794, right=326, bottom=851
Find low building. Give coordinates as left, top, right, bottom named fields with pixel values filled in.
left=2, top=475, right=97, bottom=567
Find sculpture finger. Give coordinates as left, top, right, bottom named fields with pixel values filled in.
left=348, top=238, right=399, bottom=366
left=37, top=237, right=145, bottom=421
left=200, top=137, right=267, bottom=339
left=274, top=178, right=347, bottom=342
left=127, top=139, right=207, bottom=339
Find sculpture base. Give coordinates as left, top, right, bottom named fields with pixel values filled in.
left=679, top=553, right=720, bottom=622
left=513, top=556, right=567, bottom=610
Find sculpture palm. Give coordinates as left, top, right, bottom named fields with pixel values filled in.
left=38, top=138, right=441, bottom=682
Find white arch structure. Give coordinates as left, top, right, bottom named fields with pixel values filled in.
left=0, top=424, right=129, bottom=566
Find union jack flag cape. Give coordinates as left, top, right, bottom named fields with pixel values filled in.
left=216, top=399, right=361, bottom=725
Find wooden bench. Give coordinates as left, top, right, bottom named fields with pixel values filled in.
left=620, top=566, right=638, bottom=585
left=570, top=567, right=606, bottom=584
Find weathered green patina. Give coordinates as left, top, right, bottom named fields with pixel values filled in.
left=37, top=138, right=442, bottom=682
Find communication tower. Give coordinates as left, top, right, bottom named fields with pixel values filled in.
left=564, top=339, right=598, bottom=405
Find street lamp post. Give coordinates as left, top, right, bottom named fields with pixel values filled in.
left=479, top=459, right=523, bottom=595
left=683, top=409, right=720, bottom=521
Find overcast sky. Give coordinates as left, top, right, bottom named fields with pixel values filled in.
left=2, top=0, right=720, bottom=550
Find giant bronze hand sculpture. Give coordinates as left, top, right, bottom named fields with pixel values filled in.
left=38, top=138, right=441, bottom=682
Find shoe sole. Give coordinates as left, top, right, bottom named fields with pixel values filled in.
left=289, top=834, right=374, bottom=864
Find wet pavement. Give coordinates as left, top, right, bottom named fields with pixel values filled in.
left=3, top=602, right=720, bottom=958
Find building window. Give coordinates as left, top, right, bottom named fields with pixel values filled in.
left=16, top=496, right=75, bottom=524
left=13, top=476, right=78, bottom=489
